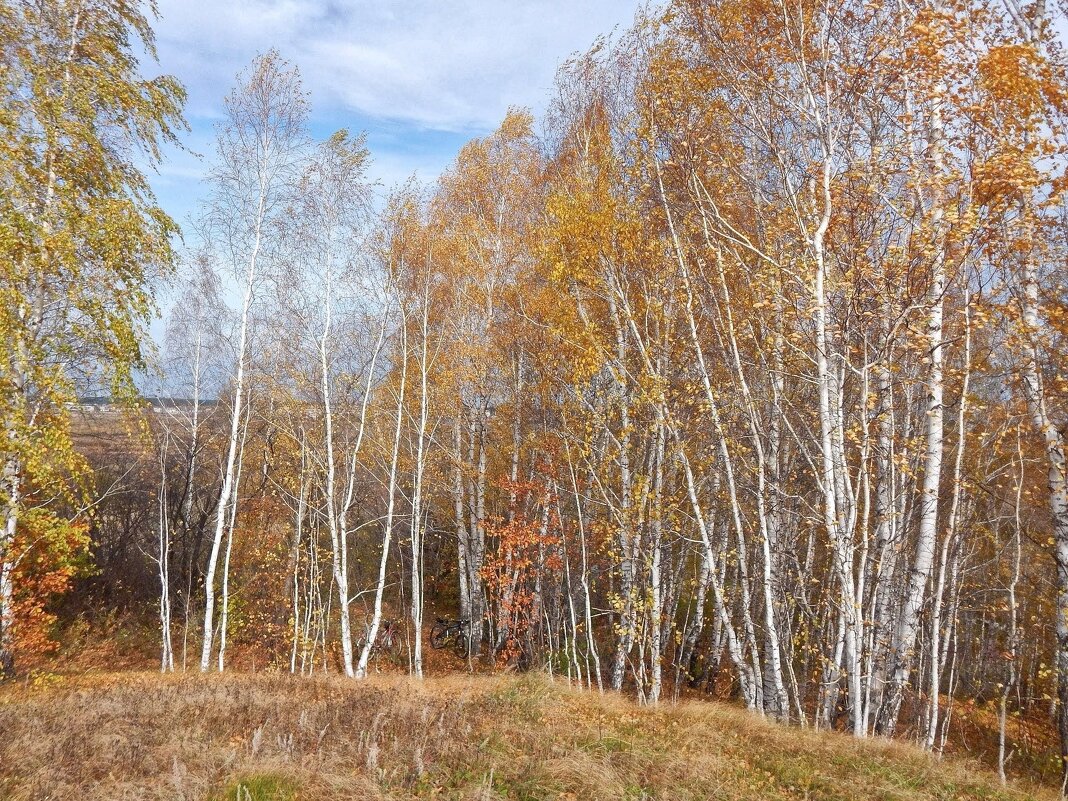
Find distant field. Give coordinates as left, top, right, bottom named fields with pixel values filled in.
left=0, top=671, right=1056, bottom=801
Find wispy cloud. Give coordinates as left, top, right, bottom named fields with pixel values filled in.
left=152, top=0, right=646, bottom=133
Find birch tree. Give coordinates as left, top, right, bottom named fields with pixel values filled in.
left=0, top=0, right=184, bottom=674
left=199, top=51, right=309, bottom=672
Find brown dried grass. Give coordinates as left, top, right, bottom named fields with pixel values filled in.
left=0, top=671, right=1056, bottom=800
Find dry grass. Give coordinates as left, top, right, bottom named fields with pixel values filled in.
left=0, top=670, right=1056, bottom=801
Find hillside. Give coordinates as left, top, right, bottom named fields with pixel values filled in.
left=0, top=672, right=1055, bottom=801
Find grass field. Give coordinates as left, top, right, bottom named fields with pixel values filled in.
left=0, top=670, right=1058, bottom=800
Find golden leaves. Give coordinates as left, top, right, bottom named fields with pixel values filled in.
left=973, top=146, right=1041, bottom=207
left=978, top=44, right=1044, bottom=123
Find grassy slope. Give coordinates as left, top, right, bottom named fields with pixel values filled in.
left=0, top=671, right=1057, bottom=801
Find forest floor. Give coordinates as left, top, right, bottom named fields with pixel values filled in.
left=0, top=669, right=1060, bottom=801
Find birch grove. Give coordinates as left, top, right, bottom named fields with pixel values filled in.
left=9, top=0, right=1068, bottom=790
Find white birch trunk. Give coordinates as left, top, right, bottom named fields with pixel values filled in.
left=1016, top=256, right=1068, bottom=779
left=409, top=277, right=432, bottom=679
left=200, top=190, right=263, bottom=673
left=356, top=315, right=408, bottom=678
left=157, top=435, right=174, bottom=672
left=877, top=88, right=948, bottom=738
left=999, top=429, right=1024, bottom=784
left=926, top=294, right=971, bottom=749
left=0, top=456, right=17, bottom=677
left=218, top=407, right=250, bottom=672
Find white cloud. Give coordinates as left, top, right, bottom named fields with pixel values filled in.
left=151, top=0, right=647, bottom=133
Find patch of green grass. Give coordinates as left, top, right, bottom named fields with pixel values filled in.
left=210, top=773, right=300, bottom=801
left=486, top=673, right=553, bottom=722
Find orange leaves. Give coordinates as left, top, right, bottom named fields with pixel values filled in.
left=972, top=41, right=1068, bottom=181
left=481, top=475, right=562, bottom=663
left=970, top=39, right=1068, bottom=212
left=978, top=44, right=1045, bottom=125
left=905, top=6, right=958, bottom=74
left=8, top=514, right=89, bottom=664
left=481, top=478, right=563, bottom=586
left=973, top=146, right=1041, bottom=208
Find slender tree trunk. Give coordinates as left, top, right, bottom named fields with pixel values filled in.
left=926, top=293, right=971, bottom=748
left=648, top=412, right=666, bottom=704
left=201, top=211, right=262, bottom=672
left=608, top=294, right=637, bottom=692
left=1015, top=255, right=1068, bottom=783
left=812, top=154, right=864, bottom=735
left=356, top=315, right=408, bottom=678
left=157, top=435, right=174, bottom=672
left=0, top=447, right=20, bottom=678
left=218, top=408, right=250, bottom=672
left=454, top=416, right=471, bottom=623
left=288, top=432, right=308, bottom=674
left=878, top=91, right=948, bottom=738
left=409, top=278, right=432, bottom=679
left=1000, top=428, right=1024, bottom=784
left=567, top=448, right=603, bottom=692
left=319, top=266, right=356, bottom=677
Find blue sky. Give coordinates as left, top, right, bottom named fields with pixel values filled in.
left=145, top=0, right=649, bottom=228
